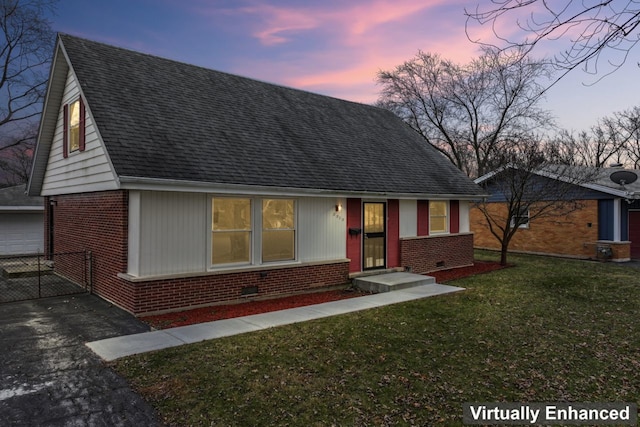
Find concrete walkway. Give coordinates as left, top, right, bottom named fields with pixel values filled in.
left=87, top=283, right=464, bottom=361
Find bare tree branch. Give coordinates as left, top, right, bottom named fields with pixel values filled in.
left=466, top=1, right=640, bottom=85
left=376, top=47, right=554, bottom=177
left=0, top=0, right=56, bottom=152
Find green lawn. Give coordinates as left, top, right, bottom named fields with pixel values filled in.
left=113, top=252, right=640, bottom=426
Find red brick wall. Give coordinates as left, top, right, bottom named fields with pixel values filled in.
left=46, top=190, right=134, bottom=309
left=131, top=261, right=350, bottom=316
left=46, top=190, right=350, bottom=315
left=400, top=233, right=474, bottom=274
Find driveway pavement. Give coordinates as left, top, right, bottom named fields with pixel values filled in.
left=0, top=294, right=162, bottom=426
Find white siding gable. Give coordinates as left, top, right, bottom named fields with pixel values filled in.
left=41, top=68, right=118, bottom=196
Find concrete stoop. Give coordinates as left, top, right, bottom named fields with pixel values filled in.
left=352, top=272, right=436, bottom=293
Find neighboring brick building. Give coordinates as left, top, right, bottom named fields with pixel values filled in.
left=471, top=165, right=640, bottom=262
left=28, top=35, right=485, bottom=315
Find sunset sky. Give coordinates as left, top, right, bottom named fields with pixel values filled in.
left=49, top=0, right=639, bottom=132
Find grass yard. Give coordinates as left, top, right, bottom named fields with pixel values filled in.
left=113, top=252, right=640, bottom=426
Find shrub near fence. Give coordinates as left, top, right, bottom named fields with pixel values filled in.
left=0, top=251, right=91, bottom=303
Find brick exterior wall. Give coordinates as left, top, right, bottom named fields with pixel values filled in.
left=46, top=190, right=134, bottom=308
left=129, top=261, right=350, bottom=316
left=469, top=200, right=626, bottom=260
left=400, top=233, right=474, bottom=274
left=46, top=190, right=350, bottom=315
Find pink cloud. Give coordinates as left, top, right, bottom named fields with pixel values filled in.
left=202, top=1, right=486, bottom=104
left=239, top=4, right=321, bottom=45
left=237, top=0, right=450, bottom=46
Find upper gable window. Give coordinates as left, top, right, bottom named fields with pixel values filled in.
left=68, top=99, right=81, bottom=152
left=63, top=97, right=85, bottom=158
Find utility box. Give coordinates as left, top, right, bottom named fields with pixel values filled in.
left=596, top=244, right=612, bottom=260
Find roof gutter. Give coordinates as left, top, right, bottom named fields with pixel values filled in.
left=118, top=176, right=488, bottom=201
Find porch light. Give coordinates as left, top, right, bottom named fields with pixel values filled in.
left=335, top=202, right=343, bottom=212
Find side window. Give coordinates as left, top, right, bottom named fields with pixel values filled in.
left=262, top=199, right=295, bottom=262
left=511, top=208, right=530, bottom=229
left=63, top=97, right=85, bottom=158
left=68, top=99, right=81, bottom=152
left=429, top=201, right=448, bottom=234
left=212, top=198, right=252, bottom=265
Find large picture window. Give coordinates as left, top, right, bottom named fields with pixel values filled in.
left=212, top=198, right=251, bottom=265
left=262, top=199, right=295, bottom=262
left=429, top=201, right=448, bottom=234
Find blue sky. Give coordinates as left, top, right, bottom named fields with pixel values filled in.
left=49, top=0, right=639, bottom=132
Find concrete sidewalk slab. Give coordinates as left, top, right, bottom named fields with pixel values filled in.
left=87, top=283, right=464, bottom=362
left=86, top=330, right=185, bottom=361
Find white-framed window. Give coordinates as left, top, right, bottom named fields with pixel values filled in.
left=211, top=198, right=252, bottom=266
left=63, top=97, right=85, bottom=158
left=429, top=200, right=448, bottom=234
left=68, top=98, right=81, bottom=152
left=511, top=208, right=530, bottom=229
left=262, top=199, right=295, bottom=262
left=210, top=197, right=297, bottom=268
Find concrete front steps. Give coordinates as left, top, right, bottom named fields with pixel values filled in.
left=352, top=272, right=436, bottom=293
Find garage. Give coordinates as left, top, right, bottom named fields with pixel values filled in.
left=0, top=185, right=44, bottom=256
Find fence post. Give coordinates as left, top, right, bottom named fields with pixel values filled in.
left=37, top=254, right=42, bottom=298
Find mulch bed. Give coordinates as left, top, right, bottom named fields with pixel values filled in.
left=141, top=260, right=505, bottom=330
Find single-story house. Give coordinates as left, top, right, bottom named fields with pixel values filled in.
left=0, top=184, right=44, bottom=256
left=471, top=165, right=640, bottom=261
left=28, top=34, right=485, bottom=316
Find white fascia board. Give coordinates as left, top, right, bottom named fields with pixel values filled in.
left=118, top=176, right=487, bottom=200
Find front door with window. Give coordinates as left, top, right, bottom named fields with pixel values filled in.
left=363, top=202, right=386, bottom=270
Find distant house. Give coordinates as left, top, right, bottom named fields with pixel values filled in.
left=0, top=184, right=44, bottom=256
left=28, top=34, right=485, bottom=316
left=471, top=165, right=640, bottom=261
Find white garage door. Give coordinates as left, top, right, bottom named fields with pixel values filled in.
left=0, top=213, right=44, bottom=255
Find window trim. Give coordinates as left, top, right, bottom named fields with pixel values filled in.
left=511, top=208, right=530, bottom=229
left=209, top=196, right=298, bottom=270
left=211, top=197, right=253, bottom=268
left=429, top=200, right=449, bottom=235
left=63, top=97, right=86, bottom=158
left=261, top=198, right=297, bottom=263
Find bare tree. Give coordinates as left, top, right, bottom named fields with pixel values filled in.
left=0, top=0, right=56, bottom=152
left=474, top=138, right=597, bottom=265
left=552, top=105, right=640, bottom=167
left=466, top=1, right=640, bottom=82
left=376, top=46, right=553, bottom=178
left=616, top=106, right=640, bottom=167
left=0, top=121, right=34, bottom=185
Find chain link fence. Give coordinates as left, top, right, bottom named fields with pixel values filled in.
left=0, top=251, right=92, bottom=303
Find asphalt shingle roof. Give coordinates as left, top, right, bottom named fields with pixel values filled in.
left=60, top=34, right=484, bottom=196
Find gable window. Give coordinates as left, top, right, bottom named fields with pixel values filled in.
left=262, top=199, right=295, bottom=262
left=68, top=99, right=81, bottom=152
left=63, top=97, right=86, bottom=158
left=212, top=198, right=251, bottom=265
left=429, top=201, right=448, bottom=234
left=511, top=208, right=530, bottom=229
